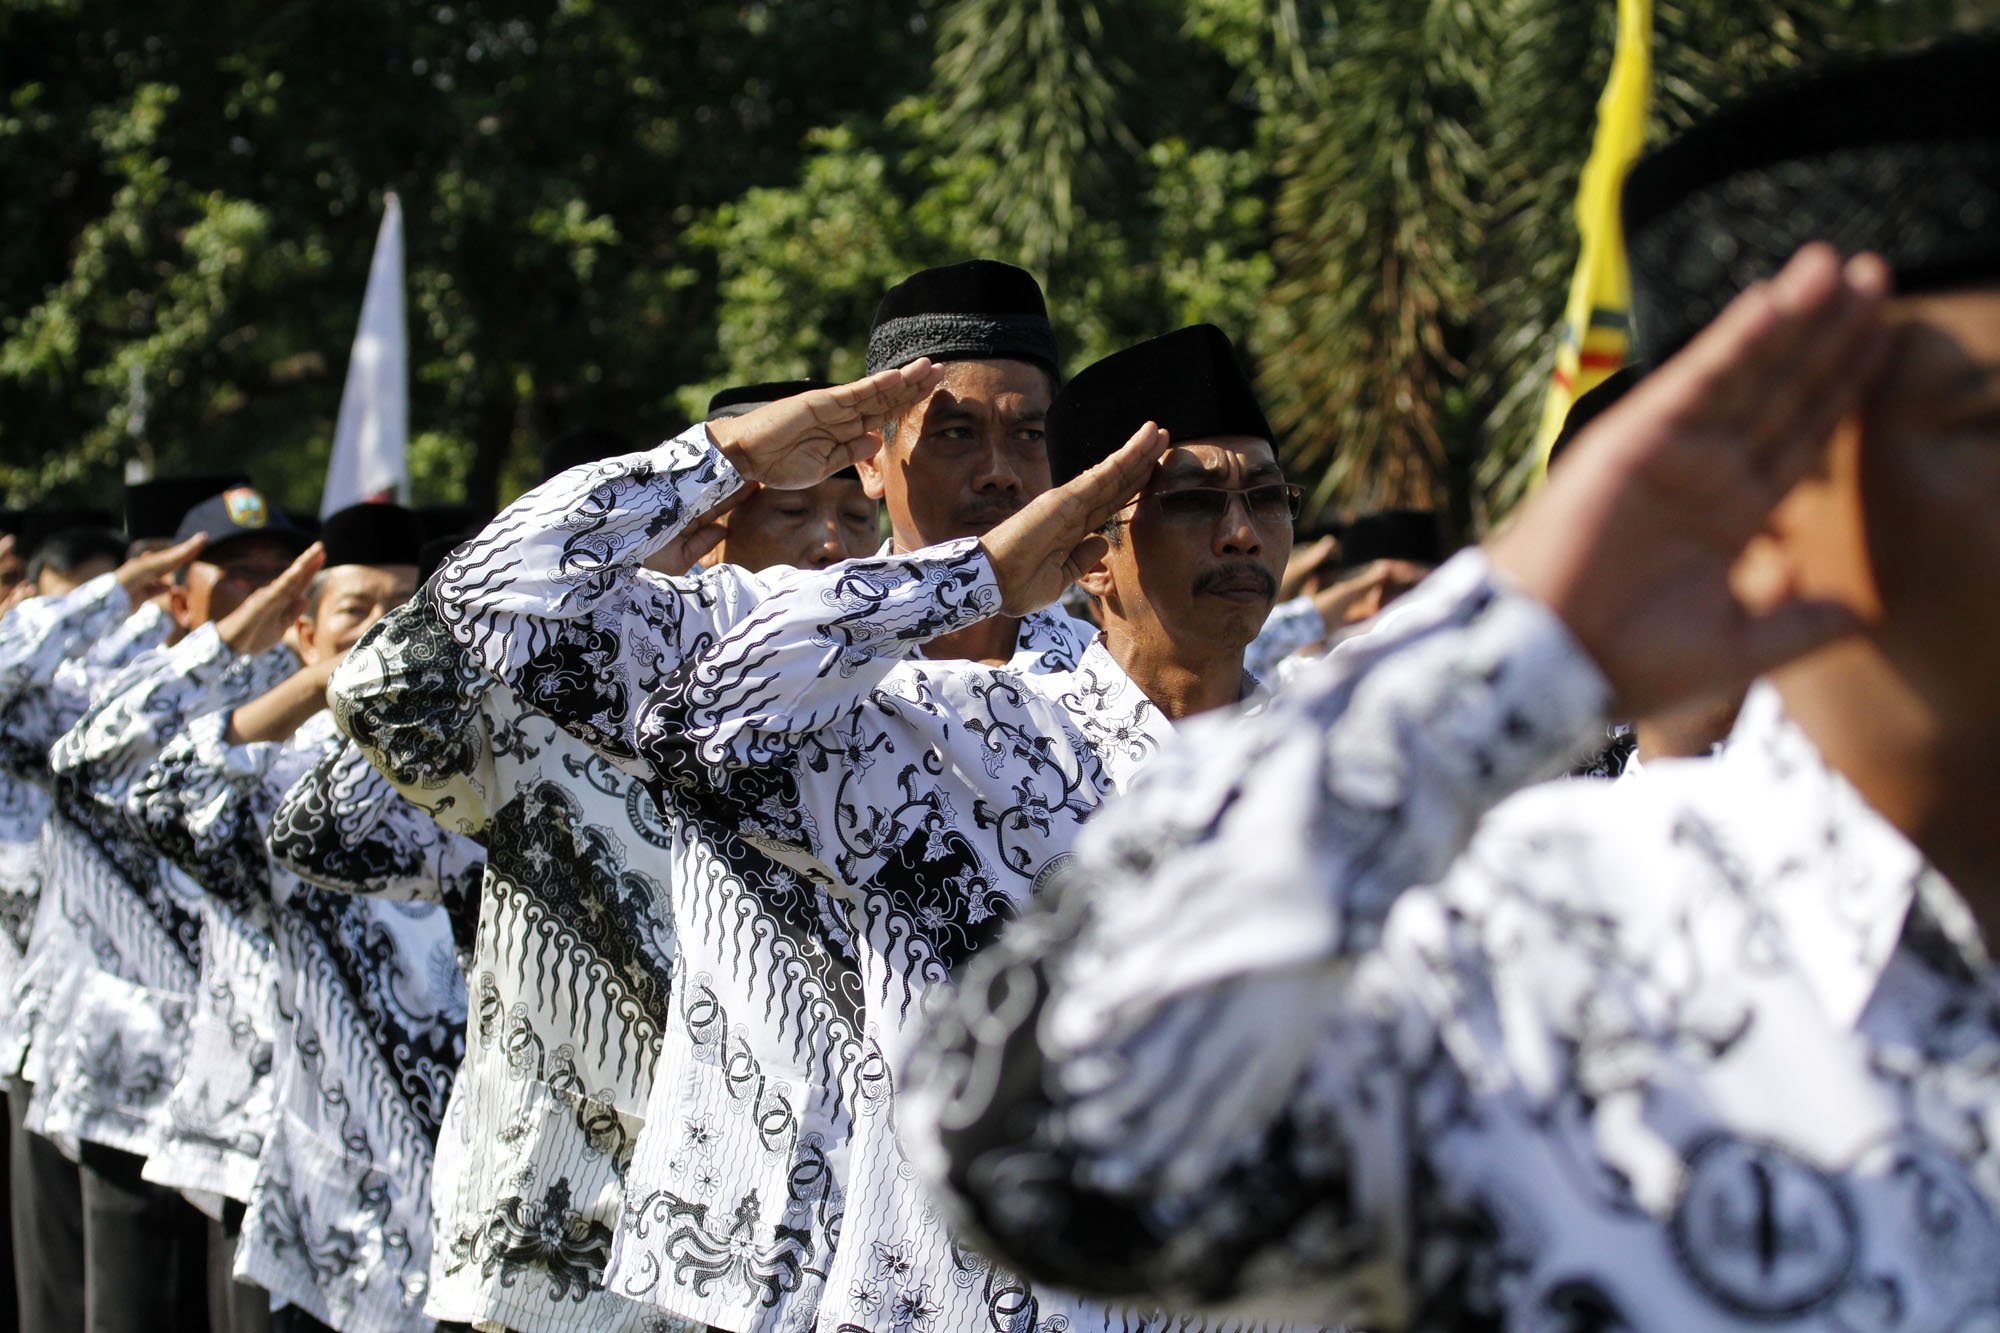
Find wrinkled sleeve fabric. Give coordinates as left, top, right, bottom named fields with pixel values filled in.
left=1242, top=594, right=1327, bottom=684
left=638, top=536, right=1001, bottom=787
left=423, top=425, right=763, bottom=761
left=0, top=574, right=129, bottom=702
left=268, top=732, right=485, bottom=911
left=51, top=625, right=295, bottom=838
left=328, top=598, right=499, bottom=839
left=129, top=711, right=282, bottom=907
left=903, top=550, right=1614, bottom=1317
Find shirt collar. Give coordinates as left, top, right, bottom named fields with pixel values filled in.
left=1722, top=682, right=1984, bottom=1029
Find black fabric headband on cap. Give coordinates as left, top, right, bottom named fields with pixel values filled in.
left=319, top=502, right=424, bottom=569
left=1045, top=324, right=1274, bottom=487
left=1624, top=34, right=2000, bottom=365
left=707, top=380, right=833, bottom=419
left=865, top=259, right=1059, bottom=377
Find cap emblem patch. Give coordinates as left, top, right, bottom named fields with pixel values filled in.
left=223, top=488, right=269, bottom=529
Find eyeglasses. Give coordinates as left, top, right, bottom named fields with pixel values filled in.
left=1133, top=484, right=1303, bottom=527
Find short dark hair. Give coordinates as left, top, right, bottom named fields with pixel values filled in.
left=29, top=526, right=127, bottom=582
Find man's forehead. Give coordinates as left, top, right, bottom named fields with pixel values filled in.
left=920, top=359, right=1053, bottom=410
left=1152, top=436, right=1282, bottom=482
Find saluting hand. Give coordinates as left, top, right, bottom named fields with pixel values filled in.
left=982, top=422, right=1170, bottom=616
left=217, top=543, right=326, bottom=657
left=705, top=360, right=946, bottom=489
left=113, top=532, right=207, bottom=608
left=1487, top=243, right=1893, bottom=720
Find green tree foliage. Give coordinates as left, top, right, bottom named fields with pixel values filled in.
left=2, top=0, right=1989, bottom=527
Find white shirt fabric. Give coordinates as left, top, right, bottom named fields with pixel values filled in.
left=903, top=547, right=2000, bottom=1332
left=341, top=426, right=1096, bottom=1332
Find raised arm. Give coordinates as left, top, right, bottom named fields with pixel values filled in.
left=125, top=711, right=290, bottom=906
left=639, top=420, right=1167, bottom=787
left=268, top=732, right=485, bottom=910
left=904, top=245, right=1893, bottom=1312
left=426, top=364, right=943, bottom=760
left=50, top=544, right=319, bottom=822
left=0, top=535, right=202, bottom=703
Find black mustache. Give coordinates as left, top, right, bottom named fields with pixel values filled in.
left=1194, top=563, right=1277, bottom=598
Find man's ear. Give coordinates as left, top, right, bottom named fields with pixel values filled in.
left=291, top=610, right=321, bottom=665
left=1078, top=540, right=1117, bottom=603
left=168, top=582, right=196, bottom=632
left=1737, top=412, right=1881, bottom=626
left=854, top=430, right=889, bottom=501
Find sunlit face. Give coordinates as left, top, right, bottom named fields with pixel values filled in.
left=855, top=359, right=1055, bottom=548
left=712, top=475, right=879, bottom=573
left=1086, top=437, right=1293, bottom=656
left=296, top=563, right=419, bottom=665
left=173, top=537, right=297, bottom=630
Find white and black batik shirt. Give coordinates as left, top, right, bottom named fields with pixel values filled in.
left=368, top=425, right=1094, bottom=1332
left=41, top=623, right=295, bottom=1162
left=0, top=577, right=161, bottom=1052
left=901, top=547, right=2000, bottom=1332
left=0, top=593, right=173, bottom=1092
left=137, top=708, right=469, bottom=1332
left=416, top=427, right=1281, bottom=1333
left=329, top=601, right=703, bottom=1333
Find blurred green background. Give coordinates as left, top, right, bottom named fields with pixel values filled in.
left=3, top=0, right=1992, bottom=535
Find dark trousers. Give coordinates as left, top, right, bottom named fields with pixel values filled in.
left=76, top=1140, right=207, bottom=1333
left=8, top=1081, right=80, bottom=1333
left=206, top=1199, right=273, bottom=1333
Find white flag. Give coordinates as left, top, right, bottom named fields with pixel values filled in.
left=321, top=192, right=408, bottom=516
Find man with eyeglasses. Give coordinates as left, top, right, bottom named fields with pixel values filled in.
left=399, top=322, right=1301, bottom=1330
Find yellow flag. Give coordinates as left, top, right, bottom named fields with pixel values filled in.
left=1533, top=0, right=1652, bottom=472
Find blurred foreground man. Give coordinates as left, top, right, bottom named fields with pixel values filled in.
left=904, top=37, right=2000, bottom=1331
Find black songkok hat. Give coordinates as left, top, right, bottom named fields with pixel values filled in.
left=706, top=380, right=833, bottom=420
left=1624, top=34, right=2000, bottom=365
left=319, top=503, right=424, bottom=570
left=1337, top=510, right=1445, bottom=569
left=417, top=531, right=471, bottom=584
left=1548, top=364, right=1646, bottom=467
left=19, top=508, right=119, bottom=558
left=1045, top=324, right=1273, bottom=487
left=866, top=260, right=1059, bottom=378
left=124, top=474, right=250, bottom=542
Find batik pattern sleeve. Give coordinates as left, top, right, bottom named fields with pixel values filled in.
left=0, top=573, right=129, bottom=701
left=425, top=425, right=763, bottom=760
left=636, top=536, right=1001, bottom=788
left=268, top=733, right=486, bottom=913
left=902, top=550, right=1616, bottom=1314
left=51, top=624, right=297, bottom=836
left=1242, top=594, right=1326, bottom=684
left=128, top=711, right=283, bottom=908
left=328, top=600, right=499, bottom=837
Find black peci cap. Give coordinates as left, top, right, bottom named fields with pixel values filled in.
left=1548, top=364, right=1646, bottom=468
left=1336, top=510, right=1445, bottom=569
left=866, top=260, right=1060, bottom=379
left=1624, top=34, right=2000, bottom=365
left=319, top=503, right=424, bottom=569
left=706, top=380, right=833, bottom=420
left=1045, top=325, right=1273, bottom=487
